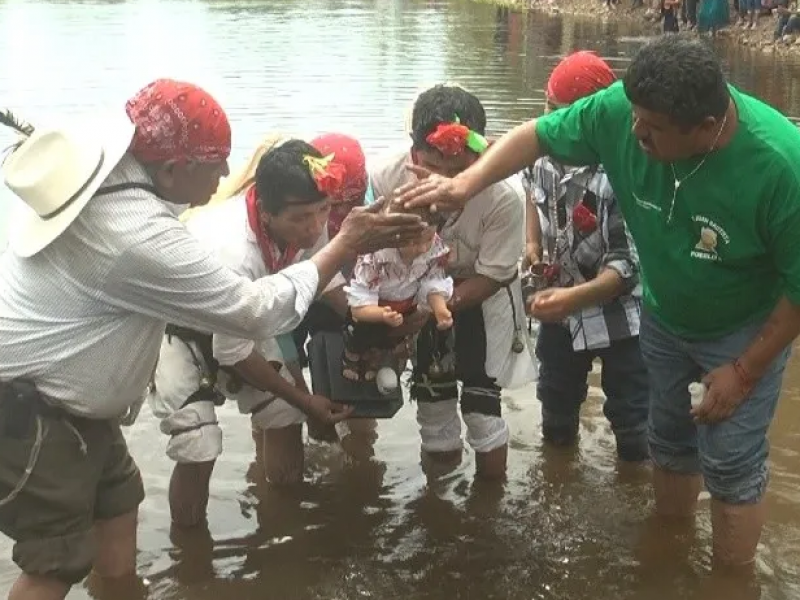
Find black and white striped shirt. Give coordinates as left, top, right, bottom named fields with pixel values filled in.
left=522, top=158, right=641, bottom=351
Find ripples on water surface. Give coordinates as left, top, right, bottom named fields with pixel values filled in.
left=2, top=0, right=800, bottom=598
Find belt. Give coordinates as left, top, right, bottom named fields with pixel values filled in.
left=453, top=272, right=519, bottom=287
left=0, top=378, right=89, bottom=508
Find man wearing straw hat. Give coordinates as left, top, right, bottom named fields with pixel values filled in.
left=0, top=78, right=424, bottom=600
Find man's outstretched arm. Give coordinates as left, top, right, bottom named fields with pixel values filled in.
left=396, top=121, right=543, bottom=213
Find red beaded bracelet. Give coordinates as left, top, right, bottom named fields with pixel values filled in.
left=733, top=359, right=755, bottom=394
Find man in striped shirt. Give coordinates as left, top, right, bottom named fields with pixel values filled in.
left=522, top=53, right=649, bottom=462
left=0, top=79, right=424, bottom=600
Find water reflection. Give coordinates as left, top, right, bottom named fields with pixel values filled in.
left=2, top=0, right=800, bottom=599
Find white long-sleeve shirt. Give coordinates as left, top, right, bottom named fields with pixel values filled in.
left=0, top=154, right=319, bottom=418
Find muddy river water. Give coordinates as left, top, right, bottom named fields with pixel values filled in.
left=1, top=0, right=800, bottom=598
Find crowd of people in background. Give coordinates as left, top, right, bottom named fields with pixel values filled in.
left=611, top=0, right=800, bottom=42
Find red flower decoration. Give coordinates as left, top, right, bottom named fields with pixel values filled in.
left=543, top=264, right=561, bottom=282
left=426, top=123, right=470, bottom=156
left=313, top=161, right=347, bottom=197
left=572, top=203, right=597, bottom=233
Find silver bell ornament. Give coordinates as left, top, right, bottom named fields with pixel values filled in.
left=428, top=361, right=443, bottom=377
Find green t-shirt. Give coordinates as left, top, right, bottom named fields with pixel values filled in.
left=536, top=80, right=800, bottom=340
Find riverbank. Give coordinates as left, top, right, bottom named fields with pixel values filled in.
left=483, top=0, right=800, bottom=56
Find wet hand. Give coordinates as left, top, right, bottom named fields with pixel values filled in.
left=393, top=164, right=470, bottom=213
left=691, top=363, right=752, bottom=424
left=337, top=196, right=426, bottom=254
left=382, top=308, right=404, bottom=327
left=304, top=394, right=354, bottom=425
left=529, top=288, right=578, bottom=322
left=522, top=242, right=542, bottom=271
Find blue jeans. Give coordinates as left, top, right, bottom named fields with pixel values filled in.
left=640, top=311, right=790, bottom=505
left=535, top=323, right=650, bottom=459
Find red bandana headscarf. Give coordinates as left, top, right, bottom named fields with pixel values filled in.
left=546, top=51, right=617, bottom=106
left=311, top=133, right=368, bottom=238
left=245, top=185, right=299, bottom=274
left=125, top=79, right=232, bottom=164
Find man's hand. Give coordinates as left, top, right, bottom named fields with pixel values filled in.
left=393, top=165, right=471, bottom=213
left=690, top=363, right=751, bottom=424
left=382, top=307, right=404, bottom=327
left=337, top=196, right=427, bottom=255
left=387, top=310, right=430, bottom=339
left=304, top=394, right=354, bottom=425
left=528, top=288, right=579, bottom=322
left=522, top=242, right=543, bottom=271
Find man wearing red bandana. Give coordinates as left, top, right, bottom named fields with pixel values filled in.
left=291, top=133, right=370, bottom=372
left=369, top=85, right=537, bottom=481
left=290, top=133, right=389, bottom=446
left=521, top=52, right=649, bottom=464
left=150, top=139, right=365, bottom=529
left=0, top=79, right=424, bottom=599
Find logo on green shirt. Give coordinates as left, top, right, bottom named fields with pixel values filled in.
left=690, top=214, right=730, bottom=262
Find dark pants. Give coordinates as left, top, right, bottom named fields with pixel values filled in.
left=412, top=305, right=501, bottom=417
left=535, top=323, right=650, bottom=461
left=681, top=0, right=697, bottom=24
left=776, top=13, right=800, bottom=38
left=663, top=7, right=680, bottom=31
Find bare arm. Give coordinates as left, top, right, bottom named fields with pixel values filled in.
left=308, top=236, right=357, bottom=295
left=525, top=187, right=543, bottom=265
left=285, top=361, right=309, bottom=393
left=232, top=351, right=315, bottom=413
left=449, top=276, right=504, bottom=312
left=320, top=285, right=349, bottom=319
left=738, top=171, right=800, bottom=384
left=458, top=121, right=543, bottom=199
left=398, top=121, right=544, bottom=211
left=739, top=297, right=800, bottom=383
left=568, top=269, right=626, bottom=310
left=104, top=198, right=424, bottom=342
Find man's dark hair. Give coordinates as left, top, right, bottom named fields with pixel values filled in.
left=411, top=85, right=487, bottom=151
left=623, top=35, right=729, bottom=129
left=255, top=139, right=326, bottom=214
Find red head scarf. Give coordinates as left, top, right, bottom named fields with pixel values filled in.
left=125, top=79, right=232, bottom=164
left=311, top=133, right=368, bottom=238
left=546, top=51, right=617, bottom=106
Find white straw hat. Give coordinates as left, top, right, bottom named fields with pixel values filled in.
left=2, top=111, right=134, bottom=257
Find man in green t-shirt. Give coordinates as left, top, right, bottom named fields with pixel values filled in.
left=396, top=35, right=800, bottom=569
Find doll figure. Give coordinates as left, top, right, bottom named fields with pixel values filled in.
left=342, top=220, right=454, bottom=383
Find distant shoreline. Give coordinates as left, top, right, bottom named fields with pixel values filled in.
left=476, top=0, right=800, bottom=57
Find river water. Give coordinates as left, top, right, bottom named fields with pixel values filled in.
left=2, top=0, right=800, bottom=598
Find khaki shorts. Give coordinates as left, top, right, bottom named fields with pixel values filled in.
left=0, top=413, right=144, bottom=584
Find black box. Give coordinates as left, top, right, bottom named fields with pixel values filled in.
left=307, top=331, right=403, bottom=419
